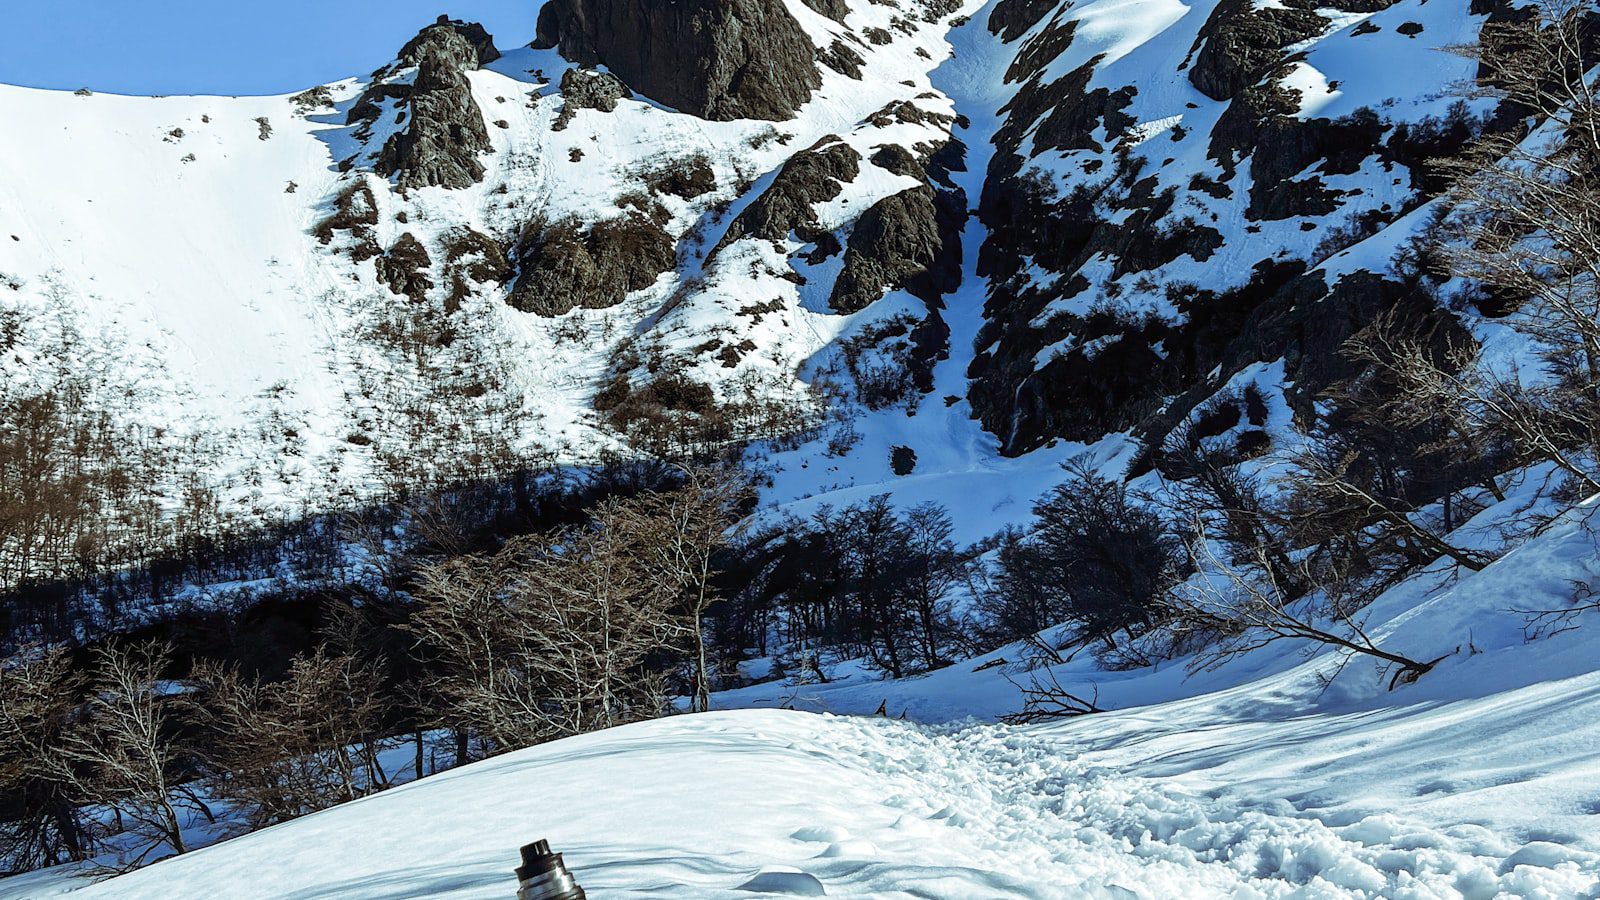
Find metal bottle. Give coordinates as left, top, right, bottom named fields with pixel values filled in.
left=514, top=839, right=587, bottom=900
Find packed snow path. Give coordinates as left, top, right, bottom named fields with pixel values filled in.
left=48, top=711, right=1597, bottom=899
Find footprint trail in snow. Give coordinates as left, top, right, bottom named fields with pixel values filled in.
left=766, top=717, right=1600, bottom=899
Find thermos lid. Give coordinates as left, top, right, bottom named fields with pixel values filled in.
left=516, top=840, right=564, bottom=881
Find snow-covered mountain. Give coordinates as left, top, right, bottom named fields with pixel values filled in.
left=7, top=0, right=1600, bottom=896
left=0, top=0, right=1500, bottom=531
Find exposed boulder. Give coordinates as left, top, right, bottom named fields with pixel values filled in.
left=533, top=0, right=822, bottom=121
left=375, top=19, right=498, bottom=190
left=554, top=68, right=632, bottom=131
left=508, top=215, right=677, bottom=316
left=1186, top=0, right=1326, bottom=102
left=715, top=140, right=862, bottom=252
left=890, top=445, right=918, bottom=475
left=374, top=233, right=434, bottom=304
left=830, top=182, right=964, bottom=313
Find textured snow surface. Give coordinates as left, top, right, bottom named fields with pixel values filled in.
left=12, top=497, right=1600, bottom=899
left=6, top=1, right=1600, bottom=896
left=26, top=709, right=1597, bottom=899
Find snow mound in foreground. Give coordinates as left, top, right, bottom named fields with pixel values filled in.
left=43, top=710, right=1598, bottom=899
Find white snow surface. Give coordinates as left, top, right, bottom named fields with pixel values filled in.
left=12, top=489, right=1600, bottom=898
left=29, top=692, right=1600, bottom=899
left=6, top=1, right=1600, bottom=897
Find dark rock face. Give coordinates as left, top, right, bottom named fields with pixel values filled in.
left=374, top=233, right=434, bottom=304
left=801, top=0, right=849, bottom=21
left=831, top=181, right=964, bottom=313
left=969, top=44, right=1233, bottom=453
left=554, top=68, right=632, bottom=131
left=508, top=215, right=677, bottom=316
left=960, top=0, right=1470, bottom=456
left=989, top=0, right=1060, bottom=41
left=398, top=16, right=501, bottom=68
left=819, top=40, right=867, bottom=79
left=441, top=228, right=512, bottom=312
left=534, top=0, right=822, bottom=121
left=1186, top=0, right=1326, bottom=102
left=375, top=20, right=498, bottom=190
left=1209, top=85, right=1386, bottom=220
left=715, top=141, right=862, bottom=252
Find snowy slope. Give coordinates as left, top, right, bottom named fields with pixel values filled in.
left=9, top=477, right=1599, bottom=898
left=0, top=0, right=1502, bottom=536
left=7, top=1, right=1600, bottom=896
left=0, top=0, right=1003, bottom=521
left=25, top=707, right=1600, bottom=899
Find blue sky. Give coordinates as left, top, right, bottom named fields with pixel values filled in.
left=0, top=2, right=541, bottom=96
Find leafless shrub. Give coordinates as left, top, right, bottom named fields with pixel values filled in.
left=1000, top=665, right=1103, bottom=724
left=0, top=648, right=89, bottom=871
left=190, top=648, right=390, bottom=831
left=1159, top=532, right=1446, bottom=689
left=407, top=494, right=699, bottom=755
left=53, top=641, right=205, bottom=865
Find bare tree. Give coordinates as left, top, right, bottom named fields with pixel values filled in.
left=995, top=462, right=1186, bottom=650
left=0, top=648, right=89, bottom=872
left=1163, top=431, right=1309, bottom=599
left=1285, top=441, right=1496, bottom=574
left=1428, top=0, right=1600, bottom=486
left=1347, top=314, right=1600, bottom=497
left=1000, top=666, right=1104, bottom=725
left=1160, top=530, right=1447, bottom=688
left=606, top=467, right=750, bottom=713
left=902, top=503, right=964, bottom=670
left=54, top=641, right=200, bottom=864
left=190, top=647, right=390, bottom=830
left=408, top=494, right=693, bottom=754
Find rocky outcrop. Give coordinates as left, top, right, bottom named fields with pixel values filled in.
left=554, top=68, right=632, bottom=131
left=801, top=0, right=849, bottom=22
left=715, top=141, right=862, bottom=252
left=961, top=0, right=1473, bottom=456
left=398, top=16, right=500, bottom=68
left=989, top=0, right=1060, bottom=41
left=374, top=19, right=497, bottom=190
left=533, top=0, right=822, bottom=121
left=830, top=154, right=964, bottom=313
left=312, top=181, right=381, bottom=261
left=1208, top=84, right=1386, bottom=220
left=508, top=215, right=676, bottom=316
left=441, top=229, right=512, bottom=312
left=1185, top=0, right=1326, bottom=102
left=374, top=233, right=434, bottom=304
